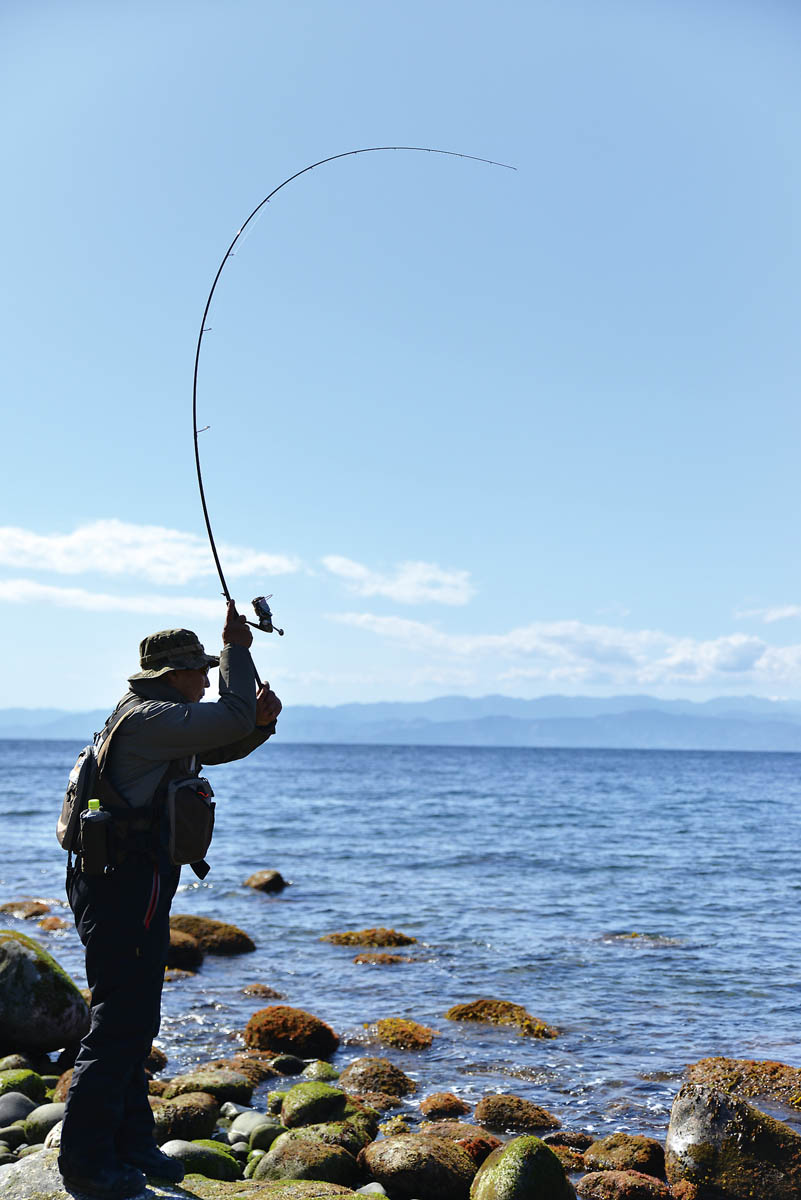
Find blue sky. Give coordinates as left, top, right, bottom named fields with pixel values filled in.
left=2, top=0, right=801, bottom=708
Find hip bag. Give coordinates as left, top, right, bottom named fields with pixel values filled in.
left=165, top=776, right=215, bottom=867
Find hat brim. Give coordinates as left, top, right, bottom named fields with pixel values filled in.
left=128, top=652, right=220, bottom=682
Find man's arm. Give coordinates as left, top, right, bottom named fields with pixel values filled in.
left=201, top=682, right=282, bottom=765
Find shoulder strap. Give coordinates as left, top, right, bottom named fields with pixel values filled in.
left=95, top=697, right=144, bottom=773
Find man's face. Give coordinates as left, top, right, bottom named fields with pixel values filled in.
left=166, top=668, right=210, bottom=703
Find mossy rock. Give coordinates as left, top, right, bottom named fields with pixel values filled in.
left=445, top=997, right=558, bottom=1039
left=0, top=1070, right=46, bottom=1103
left=421, top=1092, right=471, bottom=1119
left=170, top=914, right=255, bottom=955
left=253, top=1136, right=361, bottom=1187
left=22, top=1101, right=65, bottom=1144
left=353, top=952, right=415, bottom=965
left=0, top=901, right=50, bottom=920
left=338, top=1056, right=416, bottom=1097
left=168, top=928, right=205, bottom=970
left=321, top=927, right=416, bottom=947
left=165, top=1069, right=253, bottom=1106
left=280, top=1083, right=374, bottom=1131
left=271, top=1119, right=373, bottom=1157
left=161, top=1137, right=241, bottom=1180
left=245, top=1007, right=339, bottom=1059
left=302, top=1061, right=340, bottom=1083
left=375, top=1018, right=437, bottom=1050
left=575, top=1170, right=672, bottom=1198
left=583, top=1133, right=665, bottom=1178
left=474, top=1094, right=561, bottom=1133
left=154, top=1091, right=221, bottom=1143
left=359, top=1133, right=476, bottom=1199
left=470, top=1135, right=576, bottom=1198
left=687, top=1056, right=801, bottom=1107
left=0, top=930, right=89, bottom=1052
left=244, top=870, right=288, bottom=893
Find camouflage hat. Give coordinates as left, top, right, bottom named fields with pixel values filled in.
left=128, top=628, right=220, bottom=682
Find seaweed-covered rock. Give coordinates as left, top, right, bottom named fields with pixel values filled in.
left=470, top=1135, right=576, bottom=1198
left=375, top=1018, right=437, bottom=1050
left=338, top=1056, right=416, bottom=1097
left=457, top=1134, right=503, bottom=1168
left=0, top=1069, right=46, bottom=1103
left=353, top=952, right=415, bottom=965
left=161, top=1137, right=241, bottom=1180
left=38, top=916, right=68, bottom=932
left=474, top=1093, right=560, bottom=1132
left=303, top=1060, right=340, bottom=1083
left=274, top=1120, right=375, bottom=1157
left=245, top=1006, right=340, bottom=1059
left=254, top=1135, right=361, bottom=1187
left=169, top=914, right=255, bottom=955
left=23, top=1101, right=65, bottom=1144
left=421, top=1092, right=472, bottom=1119
left=687, top=1056, right=801, bottom=1106
left=207, top=1054, right=281, bottom=1087
left=281, top=1082, right=356, bottom=1127
left=360, top=1133, right=476, bottom=1200
left=0, top=901, right=50, bottom=920
left=583, top=1133, right=664, bottom=1178
left=164, top=1068, right=253, bottom=1105
left=244, top=983, right=286, bottom=1000
left=576, top=1170, right=672, bottom=1198
left=147, top=1044, right=169, bottom=1074
left=244, top=869, right=288, bottom=892
left=167, top=928, right=205, bottom=970
left=270, top=1054, right=307, bottom=1076
left=445, top=997, right=558, bottom=1039
left=52, top=1068, right=73, bottom=1101
left=420, top=1121, right=494, bottom=1141
left=153, top=1090, right=220, bottom=1143
left=665, top=1082, right=801, bottom=1197
left=322, top=928, right=416, bottom=947
left=0, top=930, right=89, bottom=1052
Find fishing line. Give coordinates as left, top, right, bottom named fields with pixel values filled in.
left=192, top=145, right=516, bottom=677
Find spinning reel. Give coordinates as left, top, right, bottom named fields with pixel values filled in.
left=247, top=595, right=284, bottom=637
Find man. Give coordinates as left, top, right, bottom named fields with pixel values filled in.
left=58, top=601, right=281, bottom=1199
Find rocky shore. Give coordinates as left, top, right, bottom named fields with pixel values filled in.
left=2, top=913, right=801, bottom=1199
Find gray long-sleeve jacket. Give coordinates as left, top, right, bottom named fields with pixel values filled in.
left=104, top=644, right=273, bottom=807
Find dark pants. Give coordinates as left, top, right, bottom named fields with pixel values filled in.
left=60, top=853, right=180, bottom=1172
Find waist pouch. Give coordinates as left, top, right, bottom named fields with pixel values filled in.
left=166, top=776, right=215, bottom=866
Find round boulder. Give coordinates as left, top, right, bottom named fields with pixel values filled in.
left=576, top=1170, right=672, bottom=1198
left=0, top=1071, right=46, bottom=1103
left=339, top=1056, right=416, bottom=1097
left=584, top=1133, right=665, bottom=1179
left=253, top=1136, right=361, bottom=1187
left=470, top=1135, right=576, bottom=1199
left=245, top=1005, right=339, bottom=1058
left=167, top=929, right=204, bottom=970
left=421, top=1092, right=471, bottom=1119
left=0, top=930, right=89, bottom=1052
left=0, top=1092, right=37, bottom=1125
left=163, top=1068, right=252, bottom=1106
left=153, top=1091, right=220, bottom=1144
left=23, top=1102, right=65, bottom=1144
left=360, top=1133, right=476, bottom=1200
left=169, top=914, right=255, bottom=955
left=244, top=869, right=288, bottom=892
left=474, top=1093, right=561, bottom=1132
left=160, top=1137, right=240, bottom=1180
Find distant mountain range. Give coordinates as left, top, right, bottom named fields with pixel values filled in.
left=4, top=694, right=801, bottom=751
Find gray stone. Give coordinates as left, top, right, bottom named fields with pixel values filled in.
left=0, top=1125, right=27, bottom=1150
left=229, top=1108, right=279, bottom=1139
left=0, top=1146, right=200, bottom=1196
left=250, top=1122, right=288, bottom=1151
left=23, top=1102, right=66, bottom=1145
left=44, top=1119, right=62, bottom=1149
left=0, top=1090, right=37, bottom=1124
left=253, top=1135, right=361, bottom=1186
left=162, top=1068, right=253, bottom=1105
left=360, top=1133, right=476, bottom=1200
left=0, top=931, right=89, bottom=1053
left=160, top=1137, right=241, bottom=1180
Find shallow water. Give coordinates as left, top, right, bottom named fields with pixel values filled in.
left=3, top=740, right=800, bottom=1137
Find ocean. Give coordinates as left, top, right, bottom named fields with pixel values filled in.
left=2, top=739, right=800, bottom=1139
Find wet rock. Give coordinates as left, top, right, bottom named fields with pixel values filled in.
left=244, top=983, right=285, bottom=999
left=665, top=1081, right=801, bottom=1197
left=207, top=1054, right=281, bottom=1087
left=374, top=1018, right=437, bottom=1050
left=0, top=901, right=50, bottom=920
left=254, top=1135, right=362, bottom=1187
left=379, top=1115, right=410, bottom=1136
left=164, top=1067, right=252, bottom=1105
left=456, top=1135, right=503, bottom=1168
left=146, top=1044, right=168, bottom=1074
left=576, top=1170, right=672, bottom=1198
left=0, top=1125, right=26, bottom=1149
left=52, top=1069, right=72, bottom=1104
left=339, top=1056, right=416, bottom=1097
left=167, top=928, right=205, bottom=970
left=228, top=1109, right=277, bottom=1141
left=23, top=1101, right=65, bottom=1143
left=444, top=997, right=558, bottom=1039
left=245, top=1005, right=340, bottom=1058
left=322, top=928, right=417, bottom=947
left=303, top=1060, right=340, bottom=1082
left=0, top=1091, right=37, bottom=1124
left=244, top=869, right=288, bottom=892
left=584, top=1133, right=665, bottom=1178
left=353, top=952, right=415, bottom=965
left=0, top=930, right=89, bottom=1052
left=164, top=966, right=195, bottom=982
left=281, top=1083, right=377, bottom=1134
left=0, top=1069, right=46, bottom=1103
left=0, top=1054, right=36, bottom=1073
left=250, top=1122, right=289, bottom=1151
left=350, top=1090, right=402, bottom=1113
left=420, top=1092, right=471, bottom=1119
left=153, top=1090, right=220, bottom=1143
left=38, top=917, right=68, bottom=932
left=360, top=1133, right=476, bottom=1200
left=270, top=1053, right=307, bottom=1075
left=470, top=1134, right=576, bottom=1199
left=474, top=1093, right=561, bottom=1132
left=161, top=1137, right=241, bottom=1180
left=420, top=1121, right=494, bottom=1141
left=170, top=914, right=255, bottom=955
left=687, top=1055, right=801, bottom=1106
left=544, top=1131, right=595, bottom=1151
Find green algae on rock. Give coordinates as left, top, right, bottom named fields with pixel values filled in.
left=687, top=1056, right=801, bottom=1107
left=665, top=1081, right=801, bottom=1198
left=321, top=928, right=416, bottom=947
left=0, top=1069, right=47, bottom=1103
left=280, top=1082, right=356, bottom=1128
left=0, top=929, right=89, bottom=1053
left=170, top=915, right=256, bottom=955
left=252, top=1136, right=361, bottom=1188
left=473, top=1093, right=561, bottom=1132
left=470, top=1135, right=576, bottom=1199
left=375, top=1017, right=437, bottom=1050
left=444, top=997, right=558, bottom=1039
left=161, top=1138, right=242, bottom=1181
left=245, top=1007, right=339, bottom=1059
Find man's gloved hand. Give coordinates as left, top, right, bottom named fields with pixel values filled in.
left=222, top=599, right=253, bottom=649
left=256, top=682, right=282, bottom=727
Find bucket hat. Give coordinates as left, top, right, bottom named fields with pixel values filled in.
left=128, top=629, right=220, bottom=682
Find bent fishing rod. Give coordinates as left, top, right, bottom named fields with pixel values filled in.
left=192, top=145, right=515, bottom=681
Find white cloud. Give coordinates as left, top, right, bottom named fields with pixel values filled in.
left=0, top=520, right=301, bottom=585
left=322, top=555, right=474, bottom=605
left=331, top=611, right=801, bottom=688
left=0, top=578, right=222, bottom=618
left=736, top=604, right=801, bottom=623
